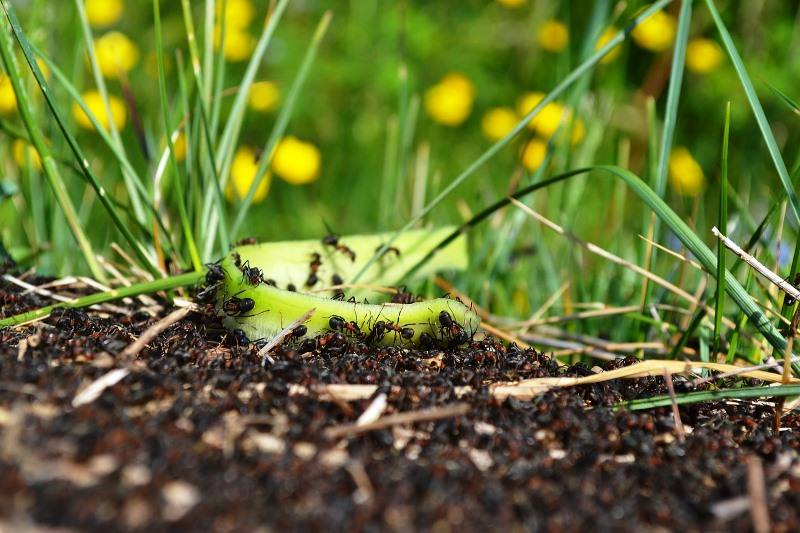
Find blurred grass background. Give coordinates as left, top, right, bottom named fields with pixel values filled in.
left=2, top=0, right=800, bottom=362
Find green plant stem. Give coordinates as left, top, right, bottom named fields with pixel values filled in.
left=0, top=10, right=106, bottom=282
left=0, top=272, right=204, bottom=328
left=713, top=102, right=731, bottom=355
left=619, top=383, right=800, bottom=411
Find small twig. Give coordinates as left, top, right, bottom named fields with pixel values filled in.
left=2, top=274, right=74, bottom=303
left=746, top=455, right=771, bottom=533
left=664, top=368, right=685, bottom=443
left=72, top=367, right=131, bottom=408
left=118, top=307, right=191, bottom=360
left=712, top=226, right=800, bottom=302
left=257, top=308, right=316, bottom=362
left=324, top=402, right=470, bottom=440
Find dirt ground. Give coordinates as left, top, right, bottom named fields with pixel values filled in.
left=1, top=280, right=799, bottom=532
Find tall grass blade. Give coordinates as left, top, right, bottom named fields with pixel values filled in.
left=705, top=0, right=800, bottom=225
left=351, top=0, right=673, bottom=282
left=621, top=383, right=800, bottom=411
left=713, top=102, right=731, bottom=355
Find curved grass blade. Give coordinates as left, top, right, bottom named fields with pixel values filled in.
left=229, top=11, right=333, bottom=237
left=620, top=383, right=800, bottom=411
left=705, top=0, right=800, bottom=225
left=351, top=0, right=674, bottom=283
left=0, top=0, right=162, bottom=279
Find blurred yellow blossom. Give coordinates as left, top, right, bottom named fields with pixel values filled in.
left=0, top=74, right=16, bottom=114
left=218, top=0, right=255, bottom=30
left=424, top=73, right=475, bottom=127
left=227, top=145, right=270, bottom=203
left=668, top=147, right=705, bottom=197
left=72, top=90, right=127, bottom=131
left=595, top=26, right=622, bottom=63
left=272, top=136, right=321, bottom=185
left=12, top=140, right=42, bottom=170
left=216, top=29, right=256, bottom=62
left=522, top=139, right=547, bottom=171
left=481, top=107, right=518, bottom=142
left=686, top=38, right=723, bottom=74
left=570, top=118, right=586, bottom=145
left=538, top=20, right=568, bottom=53
left=517, top=92, right=564, bottom=137
left=631, top=10, right=676, bottom=52
left=85, top=0, right=124, bottom=28
left=249, top=81, right=280, bottom=112
left=94, top=32, right=139, bottom=78
left=495, top=0, right=526, bottom=7
left=173, top=133, right=187, bottom=162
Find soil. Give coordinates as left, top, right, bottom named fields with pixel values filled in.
left=1, top=278, right=799, bottom=532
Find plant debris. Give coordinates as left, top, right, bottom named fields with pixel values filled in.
left=1, top=281, right=799, bottom=531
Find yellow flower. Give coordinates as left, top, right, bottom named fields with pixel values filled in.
left=570, top=118, right=586, bottom=145
left=217, top=0, right=255, bottom=30
left=94, top=32, right=139, bottom=78
left=686, top=38, right=723, bottom=74
left=272, top=136, right=321, bottom=185
left=85, top=0, right=124, bottom=28
left=522, top=139, right=547, bottom=171
left=595, top=26, right=622, bottom=64
left=0, top=74, right=16, bottom=115
left=12, top=140, right=42, bottom=170
left=227, top=145, right=270, bottom=203
left=517, top=92, right=563, bottom=137
left=248, top=81, right=280, bottom=113
left=424, top=73, right=475, bottom=127
left=632, top=10, right=676, bottom=52
left=72, top=90, right=127, bottom=131
left=173, top=133, right=187, bottom=162
left=538, top=20, right=568, bottom=53
left=495, top=0, right=526, bottom=7
left=481, top=107, right=518, bottom=142
left=668, top=147, right=705, bottom=197
left=215, top=29, right=256, bottom=62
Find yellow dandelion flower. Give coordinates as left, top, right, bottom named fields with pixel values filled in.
left=173, top=133, right=187, bottom=162
left=0, top=74, right=17, bottom=115
left=248, top=81, right=280, bottom=113
left=217, top=0, right=255, bottom=30
left=85, top=0, right=124, bottom=28
left=215, top=28, right=256, bottom=62
left=12, top=139, right=42, bottom=170
left=227, top=145, right=270, bottom=203
left=272, top=136, right=321, bottom=185
left=595, top=26, right=622, bottom=64
left=94, top=32, right=139, bottom=78
left=517, top=92, right=571, bottom=138
left=538, top=20, right=569, bottom=53
left=495, top=0, right=526, bottom=7
left=570, top=118, right=586, bottom=145
left=424, top=73, right=475, bottom=127
left=631, top=10, right=676, bottom=53
left=522, top=139, right=547, bottom=171
left=668, top=147, right=705, bottom=197
left=72, top=90, right=127, bottom=131
left=686, top=38, right=723, bottom=74
left=481, top=107, right=518, bottom=142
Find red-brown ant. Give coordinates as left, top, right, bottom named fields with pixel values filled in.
left=391, top=286, right=419, bottom=304
left=232, top=251, right=242, bottom=268
left=328, top=314, right=362, bottom=338
left=235, top=237, right=258, bottom=246
left=376, top=244, right=401, bottom=258
left=223, top=295, right=256, bottom=316
left=438, top=310, right=468, bottom=344
left=322, top=235, right=356, bottom=262
left=306, top=252, right=322, bottom=287
left=239, top=260, right=263, bottom=286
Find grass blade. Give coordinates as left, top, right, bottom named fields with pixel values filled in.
left=705, top=0, right=800, bottom=225
left=713, top=103, right=731, bottom=355
left=351, top=0, right=674, bottom=283
left=620, top=383, right=800, bottom=411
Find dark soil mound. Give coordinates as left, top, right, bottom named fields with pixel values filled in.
left=1, top=282, right=799, bottom=531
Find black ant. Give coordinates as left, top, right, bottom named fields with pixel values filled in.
left=419, top=331, right=435, bottom=349
left=322, top=235, right=356, bottom=262
left=784, top=273, right=800, bottom=306
left=391, top=286, right=419, bottom=304
left=306, top=252, right=322, bottom=287
left=284, top=324, right=307, bottom=343
left=386, top=321, right=415, bottom=342
left=223, top=295, right=256, bottom=316
left=438, top=310, right=468, bottom=345
left=328, top=314, right=362, bottom=338
left=239, top=260, right=263, bottom=286
left=205, top=262, right=225, bottom=284
left=331, top=273, right=343, bottom=286
left=366, top=320, right=386, bottom=344
left=232, top=251, right=242, bottom=268
left=235, top=237, right=258, bottom=246
left=264, top=278, right=277, bottom=287
left=287, top=283, right=297, bottom=292
left=231, top=328, right=250, bottom=346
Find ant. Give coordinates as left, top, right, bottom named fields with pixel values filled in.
left=306, top=252, right=322, bottom=287
left=366, top=320, right=387, bottom=344
left=239, top=260, right=263, bottom=286
left=205, top=262, right=225, bottom=285
left=287, top=283, right=297, bottom=292
left=231, top=329, right=250, bottom=346
left=223, top=295, right=256, bottom=316
left=386, top=321, right=415, bottom=342
left=419, top=331, right=435, bottom=349
left=438, top=310, right=469, bottom=345
left=284, top=324, right=307, bottom=343
left=322, top=235, right=356, bottom=262
left=328, top=314, right=362, bottom=338
left=784, top=273, right=800, bottom=306
left=232, top=251, right=243, bottom=268
left=332, top=291, right=346, bottom=300
left=235, top=237, right=258, bottom=246
left=391, top=286, right=419, bottom=304
left=264, top=278, right=277, bottom=287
